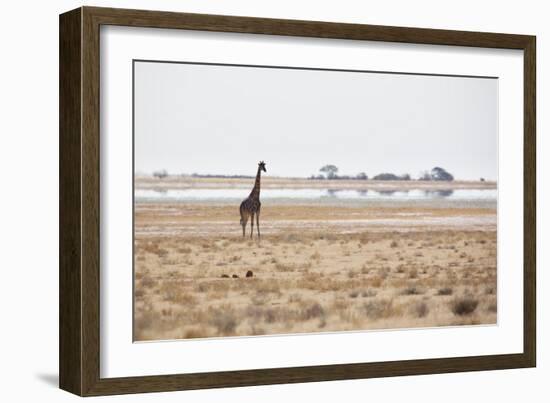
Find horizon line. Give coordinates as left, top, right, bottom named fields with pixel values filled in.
left=134, top=172, right=497, bottom=182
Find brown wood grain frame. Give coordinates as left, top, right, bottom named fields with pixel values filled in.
left=59, top=6, right=536, bottom=396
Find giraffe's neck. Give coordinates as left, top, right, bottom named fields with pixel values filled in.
left=249, top=167, right=262, bottom=199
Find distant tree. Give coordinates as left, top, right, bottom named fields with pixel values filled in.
left=373, top=173, right=400, bottom=181
left=418, top=168, right=453, bottom=181
left=320, top=164, right=339, bottom=179
left=431, top=167, right=454, bottom=181
left=480, top=177, right=486, bottom=182
left=418, top=170, right=432, bottom=181
left=399, top=173, right=411, bottom=181
left=152, top=169, right=168, bottom=179
left=356, top=172, right=368, bottom=180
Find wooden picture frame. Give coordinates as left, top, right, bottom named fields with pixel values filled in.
left=59, top=6, right=536, bottom=396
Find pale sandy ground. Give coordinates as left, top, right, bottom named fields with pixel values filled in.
left=134, top=202, right=497, bottom=341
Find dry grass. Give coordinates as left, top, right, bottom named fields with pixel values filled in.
left=210, top=309, right=238, bottom=335
left=361, top=289, right=377, bottom=298
left=364, top=299, right=402, bottom=319
left=133, top=203, right=497, bottom=341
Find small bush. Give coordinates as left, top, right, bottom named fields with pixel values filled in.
left=302, top=303, right=325, bottom=320
left=437, top=287, right=453, bottom=296
left=451, top=297, right=479, bottom=316
left=401, top=286, right=424, bottom=295
left=411, top=302, right=429, bottom=318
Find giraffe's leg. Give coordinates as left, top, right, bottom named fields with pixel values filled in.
left=256, top=209, right=260, bottom=239
left=241, top=215, right=248, bottom=237
left=240, top=207, right=247, bottom=237
left=250, top=212, right=254, bottom=239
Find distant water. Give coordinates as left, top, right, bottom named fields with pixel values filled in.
left=135, top=187, right=497, bottom=207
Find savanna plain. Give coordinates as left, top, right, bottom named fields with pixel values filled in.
left=134, top=177, right=497, bottom=341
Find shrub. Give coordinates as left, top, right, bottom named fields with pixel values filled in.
left=411, top=301, right=429, bottom=318
left=401, top=286, right=424, bottom=295
left=451, top=297, right=479, bottom=316
left=437, top=287, right=453, bottom=296
left=302, top=303, right=325, bottom=320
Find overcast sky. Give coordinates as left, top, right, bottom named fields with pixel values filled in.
left=134, top=61, right=497, bottom=180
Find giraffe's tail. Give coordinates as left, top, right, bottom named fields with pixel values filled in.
left=239, top=204, right=245, bottom=225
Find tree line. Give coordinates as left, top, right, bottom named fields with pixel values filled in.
left=150, top=165, right=457, bottom=181
left=310, top=165, right=455, bottom=181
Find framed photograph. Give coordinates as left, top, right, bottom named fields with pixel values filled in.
left=59, top=6, right=536, bottom=396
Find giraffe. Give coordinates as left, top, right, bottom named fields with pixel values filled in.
left=240, top=161, right=266, bottom=238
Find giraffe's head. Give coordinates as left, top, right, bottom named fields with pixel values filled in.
left=258, top=161, right=267, bottom=173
